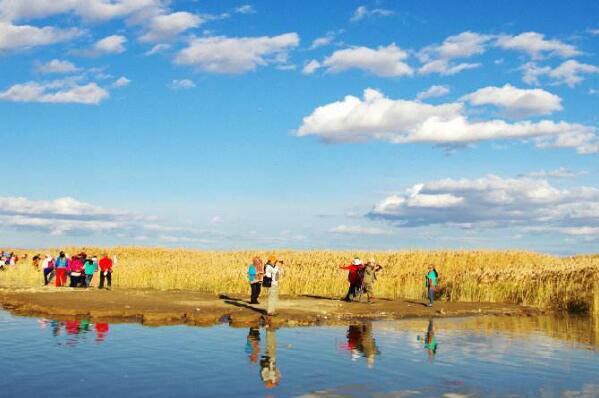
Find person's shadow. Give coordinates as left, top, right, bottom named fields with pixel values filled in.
left=219, top=294, right=267, bottom=315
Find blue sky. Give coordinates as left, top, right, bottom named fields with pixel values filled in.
left=1, top=0, right=598, bottom=254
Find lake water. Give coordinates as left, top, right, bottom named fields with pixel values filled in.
left=1, top=310, right=598, bottom=398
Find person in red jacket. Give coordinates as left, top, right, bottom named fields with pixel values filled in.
left=98, top=254, right=113, bottom=290
left=339, top=257, right=364, bottom=302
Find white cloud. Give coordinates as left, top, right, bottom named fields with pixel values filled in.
left=369, top=175, right=599, bottom=238
left=175, top=33, right=299, bottom=74
left=0, top=78, right=109, bottom=104
left=461, top=84, right=563, bottom=118
left=329, top=224, right=389, bottom=235
left=92, top=34, right=127, bottom=54
left=519, top=167, right=586, bottom=179
left=144, top=43, right=171, bottom=55
left=522, top=60, right=599, bottom=87
left=417, top=31, right=490, bottom=75
left=234, top=5, right=256, bottom=14
left=418, top=59, right=480, bottom=75
left=350, top=5, right=393, bottom=22
left=317, top=44, right=413, bottom=77
left=140, top=11, right=201, bottom=42
left=302, top=59, right=321, bottom=75
left=310, top=31, right=336, bottom=49
left=169, top=79, right=195, bottom=89
left=416, top=85, right=450, bottom=101
left=297, top=88, right=599, bottom=154
left=112, top=76, right=131, bottom=88
left=0, top=0, right=163, bottom=22
left=0, top=21, right=82, bottom=52
left=35, top=59, right=80, bottom=74
left=496, top=32, right=580, bottom=59
left=590, top=29, right=599, bottom=35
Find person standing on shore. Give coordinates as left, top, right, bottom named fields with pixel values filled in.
left=98, top=254, right=113, bottom=290
left=54, top=251, right=69, bottom=287
left=362, top=258, right=383, bottom=304
left=84, top=257, right=98, bottom=288
left=339, top=258, right=364, bottom=302
left=264, top=256, right=283, bottom=316
left=41, top=254, right=54, bottom=286
left=425, top=264, right=438, bottom=307
left=248, top=257, right=263, bottom=304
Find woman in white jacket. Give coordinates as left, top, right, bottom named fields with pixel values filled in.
left=264, top=256, right=283, bottom=316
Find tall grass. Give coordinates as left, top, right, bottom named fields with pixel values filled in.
left=1, top=247, right=598, bottom=311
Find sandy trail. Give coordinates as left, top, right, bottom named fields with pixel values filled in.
left=0, top=287, right=543, bottom=327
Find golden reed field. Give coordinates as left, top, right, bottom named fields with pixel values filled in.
left=1, top=247, right=598, bottom=314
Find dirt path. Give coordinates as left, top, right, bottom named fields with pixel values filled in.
left=0, top=287, right=544, bottom=327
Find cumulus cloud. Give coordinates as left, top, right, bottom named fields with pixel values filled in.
left=0, top=0, right=163, bottom=22
left=35, top=59, right=80, bottom=74
left=496, top=32, right=580, bottom=59
left=522, top=60, right=599, bottom=87
left=174, top=33, right=299, bottom=74
left=0, top=21, right=82, bottom=52
left=0, top=78, right=109, bottom=104
left=369, top=175, right=599, bottom=238
left=312, top=44, right=413, bottom=77
left=169, top=79, right=195, bottom=89
left=309, top=31, right=336, bottom=49
left=112, top=76, right=131, bottom=88
left=417, top=31, right=491, bottom=75
left=329, top=224, right=389, bottom=235
left=461, top=84, right=562, bottom=118
left=91, top=34, right=127, bottom=54
left=416, top=85, right=450, bottom=101
left=140, top=11, right=201, bottom=42
left=350, top=5, right=394, bottom=22
left=297, top=88, right=599, bottom=154
left=302, top=59, right=321, bottom=75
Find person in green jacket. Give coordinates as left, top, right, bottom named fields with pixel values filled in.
left=84, top=258, right=98, bottom=288
left=425, top=264, right=438, bottom=307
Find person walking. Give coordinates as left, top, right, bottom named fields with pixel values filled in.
left=54, top=251, right=69, bottom=287
left=264, top=256, right=283, bottom=316
left=41, top=254, right=54, bottom=286
left=248, top=257, right=263, bottom=304
left=425, top=264, right=438, bottom=307
left=362, top=258, right=383, bottom=304
left=98, top=254, right=113, bottom=290
left=339, top=257, right=364, bottom=302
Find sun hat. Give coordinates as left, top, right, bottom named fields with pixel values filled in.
left=267, top=255, right=278, bottom=264
left=352, top=257, right=362, bottom=266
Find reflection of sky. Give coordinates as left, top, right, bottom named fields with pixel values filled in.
left=1, top=311, right=598, bottom=398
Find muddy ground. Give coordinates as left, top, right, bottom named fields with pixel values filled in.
left=0, top=287, right=544, bottom=327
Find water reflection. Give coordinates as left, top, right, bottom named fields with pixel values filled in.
left=342, top=322, right=381, bottom=368
left=260, top=327, right=281, bottom=389
left=245, top=327, right=260, bottom=363
left=37, top=318, right=110, bottom=345
left=418, top=319, right=438, bottom=360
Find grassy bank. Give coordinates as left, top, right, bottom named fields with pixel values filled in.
left=1, top=247, right=598, bottom=312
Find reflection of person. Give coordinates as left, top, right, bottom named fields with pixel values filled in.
left=421, top=319, right=438, bottom=359
left=95, top=323, right=110, bottom=343
left=260, top=327, right=281, bottom=389
left=343, top=323, right=381, bottom=368
left=245, top=327, right=261, bottom=363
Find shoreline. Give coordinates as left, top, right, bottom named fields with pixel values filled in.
left=0, top=287, right=546, bottom=327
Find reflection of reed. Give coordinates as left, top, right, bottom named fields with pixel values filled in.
left=376, top=315, right=599, bottom=350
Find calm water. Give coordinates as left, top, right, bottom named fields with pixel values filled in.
left=1, top=310, right=598, bottom=398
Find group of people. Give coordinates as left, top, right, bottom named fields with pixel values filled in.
left=32, top=251, right=115, bottom=289
left=247, top=255, right=284, bottom=315
left=0, top=251, right=25, bottom=270
left=247, top=255, right=440, bottom=309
